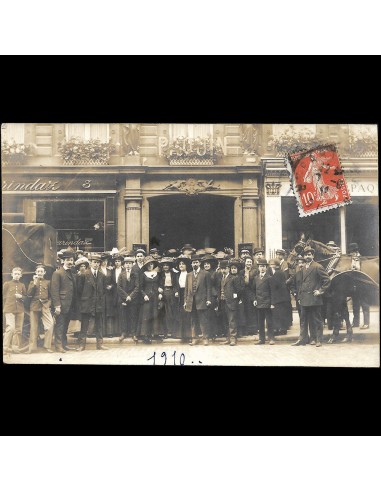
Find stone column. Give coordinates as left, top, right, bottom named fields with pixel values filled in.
left=234, top=197, right=243, bottom=256
left=141, top=197, right=150, bottom=248
left=125, top=199, right=142, bottom=250
left=242, top=197, right=258, bottom=245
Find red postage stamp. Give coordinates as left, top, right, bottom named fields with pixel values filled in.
left=286, top=144, right=351, bottom=216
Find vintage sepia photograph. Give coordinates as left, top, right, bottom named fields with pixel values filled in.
left=2, top=123, right=379, bottom=367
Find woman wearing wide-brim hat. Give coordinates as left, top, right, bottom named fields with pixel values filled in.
left=158, top=257, right=179, bottom=339
left=172, top=255, right=192, bottom=341
left=137, top=256, right=162, bottom=343
left=200, top=254, right=219, bottom=340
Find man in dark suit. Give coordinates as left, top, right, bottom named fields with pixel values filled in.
left=117, top=255, right=140, bottom=342
left=216, top=260, right=243, bottom=346
left=253, top=258, right=274, bottom=345
left=51, top=250, right=78, bottom=353
left=184, top=254, right=212, bottom=346
left=349, top=242, right=370, bottom=329
left=77, top=253, right=108, bottom=351
left=275, top=249, right=292, bottom=328
left=291, top=246, right=331, bottom=347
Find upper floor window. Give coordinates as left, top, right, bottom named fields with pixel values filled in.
left=65, top=124, right=109, bottom=142
left=2, top=123, right=25, bottom=143
left=169, top=124, right=213, bottom=140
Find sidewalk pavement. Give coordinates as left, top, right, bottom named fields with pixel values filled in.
left=4, top=310, right=379, bottom=367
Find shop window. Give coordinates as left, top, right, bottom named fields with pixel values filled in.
left=65, top=124, right=109, bottom=142
left=2, top=123, right=25, bottom=143
left=36, top=200, right=105, bottom=252
left=169, top=124, right=213, bottom=140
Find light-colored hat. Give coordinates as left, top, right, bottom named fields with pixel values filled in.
left=75, top=257, right=89, bottom=267
left=88, top=253, right=103, bottom=261
left=160, top=257, right=174, bottom=265
left=214, top=251, right=226, bottom=259
left=123, top=256, right=135, bottom=263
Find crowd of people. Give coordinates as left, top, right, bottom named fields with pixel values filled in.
left=3, top=242, right=371, bottom=355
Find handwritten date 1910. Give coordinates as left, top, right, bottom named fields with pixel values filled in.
left=147, top=351, right=203, bottom=366
left=147, top=351, right=186, bottom=366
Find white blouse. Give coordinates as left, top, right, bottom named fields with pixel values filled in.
left=178, top=271, right=187, bottom=288
left=144, top=271, right=158, bottom=279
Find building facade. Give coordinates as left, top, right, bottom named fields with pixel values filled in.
left=2, top=123, right=378, bottom=257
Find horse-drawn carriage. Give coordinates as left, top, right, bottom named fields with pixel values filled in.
left=287, top=238, right=379, bottom=304
left=285, top=237, right=379, bottom=342
left=2, top=223, right=58, bottom=342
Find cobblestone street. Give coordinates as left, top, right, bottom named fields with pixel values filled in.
left=4, top=310, right=379, bottom=367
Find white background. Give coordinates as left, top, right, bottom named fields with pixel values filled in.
left=1, top=0, right=380, bottom=54
left=1, top=436, right=380, bottom=491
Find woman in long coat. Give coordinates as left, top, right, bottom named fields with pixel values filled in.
left=173, top=255, right=192, bottom=342
left=200, top=255, right=220, bottom=340
left=158, top=257, right=179, bottom=338
left=138, top=256, right=162, bottom=343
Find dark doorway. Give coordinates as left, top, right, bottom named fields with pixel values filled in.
left=149, top=195, right=235, bottom=252
left=346, top=197, right=378, bottom=256
left=281, top=196, right=341, bottom=251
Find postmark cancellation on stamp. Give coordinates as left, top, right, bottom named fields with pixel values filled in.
left=286, top=144, right=352, bottom=217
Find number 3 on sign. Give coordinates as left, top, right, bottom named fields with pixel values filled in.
left=301, top=191, right=314, bottom=206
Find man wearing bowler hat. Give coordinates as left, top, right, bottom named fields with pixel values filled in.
left=252, top=247, right=265, bottom=277
left=118, top=255, right=140, bottom=342
left=77, top=253, right=108, bottom=351
left=291, top=246, right=331, bottom=347
left=216, top=259, right=242, bottom=346
left=348, top=242, right=370, bottom=329
left=51, top=249, right=78, bottom=353
left=184, top=254, right=212, bottom=345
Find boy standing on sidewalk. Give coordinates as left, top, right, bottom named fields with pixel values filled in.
left=25, top=265, right=54, bottom=353
left=3, top=267, right=26, bottom=355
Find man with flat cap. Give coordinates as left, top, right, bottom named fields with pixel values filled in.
left=292, top=246, right=331, bottom=347
left=51, top=249, right=78, bottom=352
left=184, top=254, right=212, bottom=345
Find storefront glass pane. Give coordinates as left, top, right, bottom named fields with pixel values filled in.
left=36, top=200, right=105, bottom=252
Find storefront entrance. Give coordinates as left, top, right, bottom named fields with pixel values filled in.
left=149, top=195, right=235, bottom=253
left=281, top=196, right=341, bottom=250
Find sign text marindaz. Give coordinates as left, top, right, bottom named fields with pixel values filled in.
left=3, top=178, right=60, bottom=191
